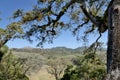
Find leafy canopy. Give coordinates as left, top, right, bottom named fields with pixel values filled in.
left=11, top=0, right=112, bottom=47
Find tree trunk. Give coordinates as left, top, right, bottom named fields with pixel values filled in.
left=106, top=0, right=120, bottom=79
left=55, top=75, right=59, bottom=80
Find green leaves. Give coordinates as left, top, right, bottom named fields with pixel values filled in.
left=61, top=51, right=106, bottom=80
left=0, top=45, right=9, bottom=54
left=7, top=22, right=22, bottom=33
left=0, top=0, right=111, bottom=48
left=0, top=50, right=29, bottom=80
left=0, top=22, right=24, bottom=48
left=0, top=28, right=6, bottom=34
left=8, top=0, right=110, bottom=47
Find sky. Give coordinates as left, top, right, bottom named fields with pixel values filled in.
left=0, top=0, right=108, bottom=49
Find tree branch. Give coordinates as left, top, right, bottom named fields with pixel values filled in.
left=80, top=4, right=99, bottom=27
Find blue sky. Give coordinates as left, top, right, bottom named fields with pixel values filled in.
left=0, top=0, right=108, bottom=49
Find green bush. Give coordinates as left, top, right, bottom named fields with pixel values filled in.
left=0, top=46, right=29, bottom=80
left=61, top=52, right=106, bottom=80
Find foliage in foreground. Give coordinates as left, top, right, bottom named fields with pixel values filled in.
left=61, top=51, right=106, bottom=80
left=0, top=45, right=29, bottom=80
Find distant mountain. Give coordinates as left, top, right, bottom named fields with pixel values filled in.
left=12, top=46, right=85, bottom=54
left=12, top=46, right=106, bottom=56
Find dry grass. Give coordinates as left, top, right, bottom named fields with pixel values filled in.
left=29, top=65, right=55, bottom=80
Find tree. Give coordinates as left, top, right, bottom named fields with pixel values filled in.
left=0, top=22, right=23, bottom=48
left=46, top=58, right=67, bottom=80
left=0, top=0, right=119, bottom=79
left=12, top=0, right=114, bottom=77
left=0, top=45, right=29, bottom=80
left=61, top=49, right=106, bottom=80
left=0, top=22, right=24, bottom=73
left=106, top=0, right=120, bottom=79
left=12, top=0, right=109, bottom=47
left=0, top=45, right=9, bottom=61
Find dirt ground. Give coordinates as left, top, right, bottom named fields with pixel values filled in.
left=29, top=65, right=55, bottom=80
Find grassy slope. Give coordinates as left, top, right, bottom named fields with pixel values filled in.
left=12, top=47, right=106, bottom=80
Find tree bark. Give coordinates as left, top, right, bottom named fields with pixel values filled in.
left=106, top=0, right=120, bottom=79
left=107, top=1, right=113, bottom=73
